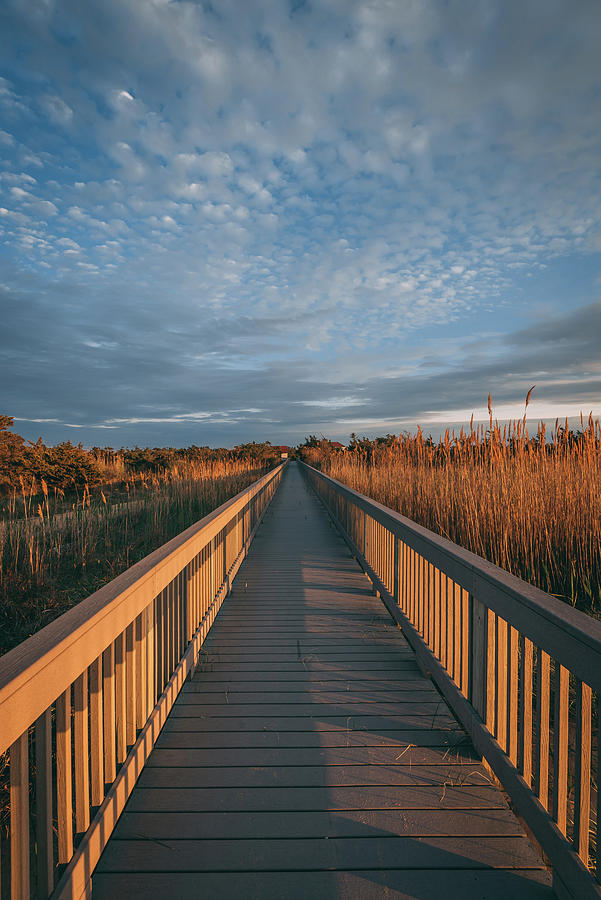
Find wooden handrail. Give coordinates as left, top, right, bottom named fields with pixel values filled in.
left=303, top=462, right=601, bottom=900
left=1, top=463, right=285, bottom=899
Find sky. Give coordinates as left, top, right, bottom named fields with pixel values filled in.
left=1, top=0, right=601, bottom=448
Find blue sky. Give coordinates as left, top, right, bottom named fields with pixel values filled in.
left=1, top=0, right=601, bottom=447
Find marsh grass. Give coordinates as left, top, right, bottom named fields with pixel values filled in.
left=313, top=413, right=601, bottom=616
left=0, top=457, right=269, bottom=655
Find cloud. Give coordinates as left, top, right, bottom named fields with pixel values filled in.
left=0, top=1, right=600, bottom=445
left=39, top=94, right=73, bottom=125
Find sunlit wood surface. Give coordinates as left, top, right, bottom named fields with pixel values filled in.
left=93, top=464, right=552, bottom=899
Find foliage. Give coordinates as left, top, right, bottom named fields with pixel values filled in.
left=0, top=416, right=27, bottom=487
left=0, top=418, right=281, bottom=499
left=0, top=418, right=104, bottom=493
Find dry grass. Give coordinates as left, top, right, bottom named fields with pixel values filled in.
left=0, top=457, right=269, bottom=655
left=312, top=412, right=601, bottom=616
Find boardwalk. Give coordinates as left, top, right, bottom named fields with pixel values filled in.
left=93, top=464, right=552, bottom=898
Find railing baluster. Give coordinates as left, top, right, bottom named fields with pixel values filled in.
left=185, top=563, right=193, bottom=643
left=180, top=570, right=186, bottom=657
left=166, top=582, right=173, bottom=681
left=172, top=576, right=180, bottom=666
left=164, top=585, right=170, bottom=685
left=428, top=563, right=435, bottom=651
left=219, top=530, right=225, bottom=589
left=412, top=548, right=418, bottom=624
left=195, top=556, right=203, bottom=628
left=146, top=600, right=155, bottom=717
left=520, top=635, right=534, bottom=786
left=126, top=622, right=136, bottom=747
left=191, top=559, right=197, bottom=641
left=103, top=643, right=116, bottom=784
left=135, top=613, right=146, bottom=732
left=200, top=545, right=206, bottom=626
left=400, top=541, right=405, bottom=613
left=433, top=566, right=441, bottom=659
left=200, top=544, right=206, bottom=627
left=56, top=687, right=73, bottom=863
left=508, top=626, right=519, bottom=766
left=35, top=709, right=53, bottom=898
left=447, top=575, right=454, bottom=679
left=415, top=553, right=422, bottom=635
left=421, top=558, right=428, bottom=643
left=393, top=539, right=399, bottom=608
left=574, top=680, right=592, bottom=864
left=387, top=530, right=393, bottom=593
left=553, top=663, right=569, bottom=835
left=535, top=649, right=550, bottom=810
left=439, top=570, right=447, bottom=671
left=89, top=656, right=104, bottom=806
left=486, top=608, right=496, bottom=736
left=196, top=553, right=202, bottom=633
left=10, top=731, right=30, bottom=900
left=181, top=570, right=187, bottom=653
left=362, top=510, right=366, bottom=557
left=471, top=596, right=486, bottom=718
left=115, top=632, right=127, bottom=764
left=460, top=587, right=469, bottom=695
left=210, top=538, right=215, bottom=609
left=453, top=581, right=461, bottom=687
left=74, top=670, right=90, bottom=834
left=155, top=590, right=164, bottom=696
left=597, top=713, right=601, bottom=883
left=415, top=553, right=424, bottom=637
left=496, top=617, right=508, bottom=752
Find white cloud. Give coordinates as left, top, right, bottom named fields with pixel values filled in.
left=9, top=186, right=58, bottom=217
left=39, top=94, right=73, bottom=125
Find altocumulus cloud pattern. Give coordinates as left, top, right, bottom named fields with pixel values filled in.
left=1, top=0, right=601, bottom=446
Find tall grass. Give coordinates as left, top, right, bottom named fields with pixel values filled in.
left=312, top=412, right=601, bottom=616
left=0, top=457, right=270, bottom=655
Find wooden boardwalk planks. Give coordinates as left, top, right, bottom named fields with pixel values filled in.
left=93, top=463, right=552, bottom=899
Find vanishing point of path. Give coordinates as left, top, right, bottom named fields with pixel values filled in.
left=93, top=463, right=553, bottom=899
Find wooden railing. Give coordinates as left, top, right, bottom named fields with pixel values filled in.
left=0, top=464, right=284, bottom=900
left=303, top=463, right=601, bottom=900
